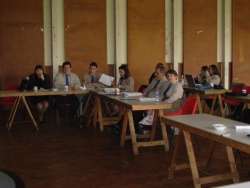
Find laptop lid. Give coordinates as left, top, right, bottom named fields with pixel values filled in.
left=185, top=74, right=196, bottom=88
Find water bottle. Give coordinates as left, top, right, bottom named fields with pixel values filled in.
left=155, top=90, right=160, bottom=102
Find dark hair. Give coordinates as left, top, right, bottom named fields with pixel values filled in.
left=156, top=65, right=166, bottom=75
left=209, top=64, right=220, bottom=76
left=119, top=64, right=130, bottom=79
left=166, top=69, right=178, bottom=77
left=34, top=65, right=44, bottom=73
left=89, top=62, right=98, bottom=68
left=201, top=65, right=209, bottom=72
left=62, top=61, right=72, bottom=68
left=155, top=62, right=165, bottom=70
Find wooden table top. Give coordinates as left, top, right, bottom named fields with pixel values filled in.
left=163, top=114, right=250, bottom=154
left=0, top=89, right=89, bottom=97
left=184, top=87, right=228, bottom=95
left=215, top=181, right=250, bottom=188
left=225, top=94, right=250, bottom=103
left=96, top=92, right=172, bottom=111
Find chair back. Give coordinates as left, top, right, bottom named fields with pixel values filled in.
left=179, top=96, right=198, bottom=115
left=231, top=83, right=245, bottom=94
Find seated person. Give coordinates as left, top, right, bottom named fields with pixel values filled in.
left=163, top=69, right=184, bottom=108
left=54, top=61, right=81, bottom=119
left=148, top=62, right=165, bottom=84
left=118, top=64, right=134, bottom=92
left=83, top=62, right=102, bottom=88
left=208, top=64, right=221, bottom=87
left=54, top=61, right=81, bottom=89
left=139, top=69, right=184, bottom=132
left=108, top=64, right=134, bottom=116
left=144, top=65, right=168, bottom=98
left=22, top=65, right=51, bottom=122
left=197, top=65, right=210, bottom=84
left=133, top=65, right=168, bottom=128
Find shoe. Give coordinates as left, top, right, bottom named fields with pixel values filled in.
left=136, top=124, right=152, bottom=135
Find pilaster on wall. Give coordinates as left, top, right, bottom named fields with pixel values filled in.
left=106, top=0, right=115, bottom=67
left=43, top=0, right=52, bottom=67
left=165, top=0, right=173, bottom=64
left=51, top=0, right=65, bottom=77
left=115, top=0, right=127, bottom=80
left=217, top=0, right=232, bottom=89
left=224, top=0, right=232, bottom=89
left=173, top=0, right=183, bottom=74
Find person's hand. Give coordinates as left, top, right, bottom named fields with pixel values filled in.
left=40, top=74, right=45, bottom=80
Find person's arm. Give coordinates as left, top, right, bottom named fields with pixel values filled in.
left=128, top=77, right=135, bottom=92
left=83, top=74, right=90, bottom=85
left=26, top=74, right=35, bottom=90
left=143, top=79, right=155, bottom=96
left=42, top=74, right=51, bottom=89
left=120, top=77, right=135, bottom=92
left=72, top=74, right=81, bottom=87
left=54, top=73, right=64, bottom=89
left=164, top=83, right=184, bottom=104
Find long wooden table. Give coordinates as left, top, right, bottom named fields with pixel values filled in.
left=184, top=87, right=228, bottom=116
left=225, top=94, right=250, bottom=104
left=162, top=114, right=250, bottom=188
left=91, top=91, right=172, bottom=155
left=0, top=89, right=89, bottom=130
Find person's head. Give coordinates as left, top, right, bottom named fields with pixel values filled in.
left=155, top=62, right=164, bottom=72
left=89, top=62, right=98, bottom=75
left=201, top=65, right=209, bottom=73
left=34, top=65, right=44, bottom=77
left=166, top=69, right=178, bottom=83
left=62, top=61, right=72, bottom=75
left=119, top=64, right=130, bottom=79
left=155, top=66, right=166, bottom=80
left=209, top=64, right=220, bottom=76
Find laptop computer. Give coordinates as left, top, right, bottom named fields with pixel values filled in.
left=185, top=74, right=196, bottom=88
left=185, top=74, right=213, bottom=90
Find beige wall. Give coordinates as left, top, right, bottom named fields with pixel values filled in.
left=64, top=0, right=108, bottom=81
left=127, top=0, right=165, bottom=89
left=233, top=0, right=250, bottom=84
left=183, top=0, right=217, bottom=75
left=0, top=0, right=44, bottom=87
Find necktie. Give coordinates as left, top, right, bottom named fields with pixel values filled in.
left=65, top=75, right=69, bottom=86
left=91, top=75, right=95, bottom=83
left=162, top=83, right=172, bottom=101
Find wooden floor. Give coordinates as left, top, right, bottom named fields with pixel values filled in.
left=0, top=113, right=250, bottom=188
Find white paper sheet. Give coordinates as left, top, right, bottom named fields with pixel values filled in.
left=98, top=74, right=114, bottom=86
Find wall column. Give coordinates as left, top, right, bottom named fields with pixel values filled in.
left=165, top=0, right=173, bottom=64
left=217, top=0, right=232, bottom=89
left=106, top=0, right=115, bottom=66
left=51, top=0, right=65, bottom=77
left=224, top=0, right=232, bottom=89
left=115, top=0, right=127, bottom=79
left=173, top=0, right=183, bottom=74
left=43, top=0, right=52, bottom=67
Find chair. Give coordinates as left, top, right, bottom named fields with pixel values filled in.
left=223, top=83, right=245, bottom=117
left=138, top=84, right=148, bottom=93
left=162, top=96, right=198, bottom=142
left=164, top=96, right=198, bottom=116
left=0, top=84, right=18, bottom=109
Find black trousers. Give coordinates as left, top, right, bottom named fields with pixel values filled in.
left=55, top=95, right=80, bottom=117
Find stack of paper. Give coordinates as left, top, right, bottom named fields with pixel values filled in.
left=123, top=92, right=142, bottom=97
left=235, top=125, right=250, bottom=133
left=139, top=97, right=160, bottom=102
left=103, top=88, right=116, bottom=94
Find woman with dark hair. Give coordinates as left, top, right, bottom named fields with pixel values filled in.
left=118, top=64, right=134, bottom=92
left=198, top=65, right=210, bottom=84
left=148, top=62, right=165, bottom=84
left=208, top=64, right=221, bottom=86
left=26, top=65, right=51, bottom=122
